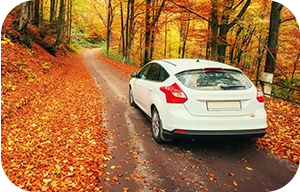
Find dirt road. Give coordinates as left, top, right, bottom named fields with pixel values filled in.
left=83, top=49, right=297, bottom=192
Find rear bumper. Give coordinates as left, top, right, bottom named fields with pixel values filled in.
left=158, top=104, right=267, bottom=133
left=163, top=128, right=266, bottom=139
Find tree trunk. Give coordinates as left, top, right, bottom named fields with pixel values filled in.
left=40, top=0, right=44, bottom=28
left=181, top=17, right=190, bottom=58
left=18, top=1, right=32, bottom=32
left=217, top=0, right=234, bottom=63
left=144, top=0, right=166, bottom=65
left=261, top=1, right=283, bottom=95
left=67, top=0, right=72, bottom=44
left=106, top=0, right=113, bottom=55
left=50, top=0, right=58, bottom=23
left=120, top=0, right=125, bottom=59
left=33, top=0, right=40, bottom=27
left=206, top=18, right=211, bottom=60
left=127, top=0, right=135, bottom=60
left=211, top=0, right=218, bottom=61
left=144, top=0, right=151, bottom=64
left=164, top=17, right=167, bottom=58
left=217, top=0, right=251, bottom=63
left=51, top=0, right=65, bottom=55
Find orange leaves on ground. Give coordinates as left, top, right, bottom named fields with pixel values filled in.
left=95, top=52, right=140, bottom=77
left=1, top=38, right=109, bottom=190
left=255, top=98, right=300, bottom=164
left=233, top=180, right=238, bottom=186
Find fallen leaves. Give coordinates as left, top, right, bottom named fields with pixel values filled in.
left=255, top=98, right=300, bottom=164
left=233, top=180, right=238, bottom=186
left=1, top=22, right=109, bottom=191
left=246, top=166, right=254, bottom=171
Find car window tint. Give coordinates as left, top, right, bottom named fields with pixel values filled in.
left=147, top=64, right=161, bottom=81
left=176, top=70, right=252, bottom=90
left=138, top=64, right=151, bottom=79
left=159, top=67, right=169, bottom=81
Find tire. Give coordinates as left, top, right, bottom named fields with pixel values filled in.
left=151, top=107, right=173, bottom=143
left=129, top=86, right=135, bottom=106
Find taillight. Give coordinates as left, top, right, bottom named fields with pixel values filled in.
left=256, top=88, right=264, bottom=103
left=160, top=83, right=188, bottom=103
left=174, top=129, right=187, bottom=134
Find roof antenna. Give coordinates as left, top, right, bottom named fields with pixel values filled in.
left=196, top=55, right=201, bottom=62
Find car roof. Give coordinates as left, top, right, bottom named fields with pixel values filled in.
left=150, top=59, right=242, bottom=74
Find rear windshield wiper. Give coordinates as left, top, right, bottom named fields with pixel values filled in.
left=220, top=85, right=245, bottom=90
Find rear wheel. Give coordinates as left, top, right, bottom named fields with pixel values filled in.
left=129, top=86, right=135, bottom=106
left=151, top=107, right=173, bottom=143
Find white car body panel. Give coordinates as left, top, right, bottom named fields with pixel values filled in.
left=129, top=59, right=267, bottom=138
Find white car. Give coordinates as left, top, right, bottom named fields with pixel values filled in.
left=129, top=59, right=267, bottom=143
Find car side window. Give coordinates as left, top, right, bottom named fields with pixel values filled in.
left=138, top=64, right=151, bottom=79
left=147, top=63, right=161, bottom=81
left=159, top=67, right=169, bottom=81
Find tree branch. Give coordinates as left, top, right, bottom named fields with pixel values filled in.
left=228, top=0, right=251, bottom=30
left=281, top=17, right=296, bottom=24
left=169, top=0, right=210, bottom=23
left=233, top=0, right=244, bottom=10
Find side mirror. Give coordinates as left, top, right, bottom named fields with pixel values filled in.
left=131, top=72, right=137, bottom=78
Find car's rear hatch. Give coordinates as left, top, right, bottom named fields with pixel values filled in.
left=175, top=68, right=259, bottom=117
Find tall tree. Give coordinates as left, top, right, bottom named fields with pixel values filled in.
left=66, top=0, right=72, bottom=44
left=50, top=0, right=58, bottom=23
left=261, top=1, right=283, bottom=94
left=178, top=12, right=191, bottom=58
left=18, top=1, right=33, bottom=32
left=51, top=0, right=66, bottom=54
left=125, top=0, right=135, bottom=60
left=33, top=0, right=40, bottom=27
left=106, top=0, right=113, bottom=55
left=211, top=0, right=218, bottom=61
left=144, top=0, right=166, bottom=65
left=217, top=0, right=251, bottom=63
left=120, top=0, right=126, bottom=59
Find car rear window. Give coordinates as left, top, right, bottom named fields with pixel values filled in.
left=175, top=69, right=252, bottom=90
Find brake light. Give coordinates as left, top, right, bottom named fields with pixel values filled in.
left=160, top=83, right=188, bottom=103
left=256, top=88, right=264, bottom=103
left=204, top=67, right=222, bottom=70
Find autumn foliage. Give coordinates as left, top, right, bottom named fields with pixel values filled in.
left=1, top=9, right=299, bottom=192
left=2, top=14, right=109, bottom=191
left=256, top=99, right=300, bottom=164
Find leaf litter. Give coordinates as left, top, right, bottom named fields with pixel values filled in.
left=1, top=17, right=109, bottom=191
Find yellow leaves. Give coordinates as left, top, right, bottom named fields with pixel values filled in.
left=1, top=37, right=14, bottom=45
left=50, top=180, right=58, bottom=188
left=7, top=140, right=14, bottom=145
left=25, top=140, right=34, bottom=147
left=110, top=165, right=122, bottom=170
left=246, top=166, right=254, bottom=171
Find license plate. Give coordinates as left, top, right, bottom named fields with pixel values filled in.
left=207, top=101, right=241, bottom=111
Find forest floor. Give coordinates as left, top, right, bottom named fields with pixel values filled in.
left=1, top=13, right=299, bottom=191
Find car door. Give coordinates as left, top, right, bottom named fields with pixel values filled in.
left=137, top=63, right=161, bottom=116
left=132, top=63, right=151, bottom=108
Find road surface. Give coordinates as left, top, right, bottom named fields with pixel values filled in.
left=83, top=49, right=297, bottom=192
